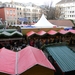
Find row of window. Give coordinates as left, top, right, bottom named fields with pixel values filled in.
left=6, top=9, right=42, bottom=16
left=6, top=6, right=41, bottom=13
left=7, top=16, right=16, bottom=19
left=7, top=10, right=15, bottom=14
left=64, top=7, right=75, bottom=9
left=19, top=8, right=42, bottom=13
left=17, top=8, right=21, bottom=10
left=7, top=5, right=16, bottom=8
left=61, top=7, right=75, bottom=11
left=6, top=8, right=42, bottom=15
left=64, top=11, right=75, bottom=13
left=64, top=15, right=75, bottom=18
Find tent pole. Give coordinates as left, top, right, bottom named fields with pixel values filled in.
left=15, top=52, right=18, bottom=75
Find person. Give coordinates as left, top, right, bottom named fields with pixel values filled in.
left=35, top=39, right=42, bottom=49
left=29, top=39, right=34, bottom=47
left=17, top=46, right=21, bottom=51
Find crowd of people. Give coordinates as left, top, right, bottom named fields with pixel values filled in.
left=0, top=39, right=26, bottom=51
left=27, top=35, right=75, bottom=48
left=0, top=34, right=75, bottom=51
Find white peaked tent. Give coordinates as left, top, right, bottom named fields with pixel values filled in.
left=33, top=14, right=57, bottom=28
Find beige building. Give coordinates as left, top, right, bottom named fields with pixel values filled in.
left=24, top=2, right=43, bottom=24
left=13, top=2, right=25, bottom=19
left=11, top=2, right=26, bottom=24
left=56, top=0, right=75, bottom=22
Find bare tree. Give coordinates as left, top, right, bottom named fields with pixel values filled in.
left=44, top=1, right=60, bottom=20
left=43, top=1, right=56, bottom=20
left=55, top=6, right=61, bottom=19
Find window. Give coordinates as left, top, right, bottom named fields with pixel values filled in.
left=68, top=7, right=70, bottom=9
left=70, top=11, right=71, bottom=13
left=17, top=8, right=19, bottom=10
left=7, top=10, right=9, bottom=14
left=72, top=15, right=73, bottom=17
left=13, top=10, right=15, bottom=14
left=20, top=8, right=21, bottom=10
left=8, top=5, right=10, bottom=7
left=10, top=10, right=12, bottom=14
left=26, top=9, right=30, bottom=12
left=72, top=11, right=74, bottom=13
left=20, top=12, right=22, bottom=15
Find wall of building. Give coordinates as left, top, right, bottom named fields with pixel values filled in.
left=0, top=2, right=45, bottom=25
left=5, top=7, right=17, bottom=25
left=0, top=65, right=54, bottom=75
left=0, top=8, right=5, bottom=21
left=21, top=65, right=54, bottom=75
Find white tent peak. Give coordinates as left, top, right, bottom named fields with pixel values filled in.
left=33, top=14, right=57, bottom=28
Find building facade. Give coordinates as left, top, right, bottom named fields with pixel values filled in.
left=0, top=7, right=17, bottom=26
left=12, top=2, right=26, bottom=24
left=0, top=1, right=44, bottom=25
left=24, top=2, right=43, bottom=24
left=56, top=0, right=75, bottom=21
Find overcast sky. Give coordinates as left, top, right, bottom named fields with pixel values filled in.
left=0, top=0, right=61, bottom=6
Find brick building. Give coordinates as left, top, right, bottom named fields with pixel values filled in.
left=0, top=7, right=17, bottom=26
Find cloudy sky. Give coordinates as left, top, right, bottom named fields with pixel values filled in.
left=0, top=0, right=61, bottom=6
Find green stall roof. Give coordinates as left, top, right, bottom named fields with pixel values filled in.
left=0, top=29, right=23, bottom=39
left=0, top=29, right=17, bottom=33
left=46, top=45, right=75, bottom=72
